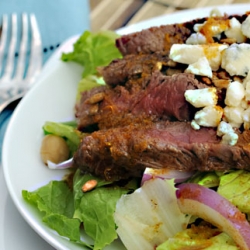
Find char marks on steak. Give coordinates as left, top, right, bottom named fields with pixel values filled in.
left=76, top=72, right=207, bottom=130
left=73, top=121, right=250, bottom=181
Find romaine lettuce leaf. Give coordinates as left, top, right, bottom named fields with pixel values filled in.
left=73, top=169, right=135, bottom=250
left=61, top=30, right=122, bottom=77
left=42, top=121, right=85, bottom=155
left=217, top=170, right=250, bottom=214
left=23, top=181, right=74, bottom=216
left=186, top=171, right=220, bottom=188
left=43, top=214, right=82, bottom=242
left=76, top=75, right=105, bottom=101
left=156, top=225, right=238, bottom=250
left=74, top=186, right=127, bottom=250
left=22, top=181, right=93, bottom=248
left=73, top=169, right=113, bottom=211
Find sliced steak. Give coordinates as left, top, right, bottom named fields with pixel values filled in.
left=73, top=121, right=250, bottom=181
left=116, top=23, right=193, bottom=56
left=75, top=72, right=206, bottom=130
left=99, top=53, right=180, bottom=87
left=115, top=15, right=247, bottom=56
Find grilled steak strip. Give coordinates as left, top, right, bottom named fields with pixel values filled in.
left=99, top=53, right=180, bottom=87
left=73, top=121, right=250, bottom=181
left=115, top=15, right=247, bottom=57
left=116, top=23, right=193, bottom=56
left=101, top=14, right=250, bottom=87
left=76, top=72, right=207, bottom=130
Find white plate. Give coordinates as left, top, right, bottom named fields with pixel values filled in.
left=2, top=4, right=250, bottom=250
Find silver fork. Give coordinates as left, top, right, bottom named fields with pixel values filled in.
left=0, top=13, right=42, bottom=113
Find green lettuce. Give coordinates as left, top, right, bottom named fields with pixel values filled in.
left=22, top=170, right=138, bottom=250
left=218, top=170, right=250, bottom=214
left=156, top=225, right=238, bottom=250
left=24, top=30, right=133, bottom=249
left=61, top=30, right=122, bottom=77
left=42, top=121, right=85, bottom=155
left=75, top=75, right=105, bottom=101
left=186, top=171, right=220, bottom=188
left=73, top=169, right=137, bottom=250
left=22, top=181, right=92, bottom=248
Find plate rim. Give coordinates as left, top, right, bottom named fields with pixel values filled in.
left=3, top=3, right=250, bottom=250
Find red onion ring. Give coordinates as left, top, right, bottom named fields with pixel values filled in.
left=177, top=183, right=250, bottom=250
left=141, top=168, right=195, bottom=185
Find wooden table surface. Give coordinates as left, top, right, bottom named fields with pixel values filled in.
left=89, top=0, right=250, bottom=32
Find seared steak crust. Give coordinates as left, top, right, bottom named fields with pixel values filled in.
left=76, top=72, right=207, bottom=130
left=116, top=23, right=193, bottom=56
left=73, top=121, right=250, bottom=181
left=115, top=15, right=247, bottom=57
left=99, top=53, right=175, bottom=87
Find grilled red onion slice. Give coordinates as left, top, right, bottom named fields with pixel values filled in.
left=177, top=183, right=250, bottom=250
left=141, top=168, right=194, bottom=185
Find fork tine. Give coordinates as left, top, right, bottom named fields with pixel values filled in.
left=0, top=15, right=8, bottom=76
left=25, top=13, right=42, bottom=83
left=14, top=13, right=28, bottom=81
left=2, top=14, right=18, bottom=80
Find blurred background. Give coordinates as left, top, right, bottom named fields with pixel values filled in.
left=90, top=0, right=250, bottom=31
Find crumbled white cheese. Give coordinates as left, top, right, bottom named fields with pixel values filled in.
left=225, top=17, right=246, bottom=43
left=210, top=26, right=224, bottom=39
left=185, top=57, right=212, bottom=78
left=204, top=44, right=228, bottom=71
left=170, top=44, right=228, bottom=71
left=217, top=121, right=234, bottom=137
left=221, top=132, right=238, bottom=146
left=217, top=121, right=238, bottom=146
left=184, top=87, right=217, bottom=108
left=191, top=120, right=200, bottom=130
left=225, top=81, right=245, bottom=107
left=169, top=16, right=250, bottom=146
left=223, top=106, right=244, bottom=128
left=169, top=44, right=204, bottom=65
left=221, top=43, right=250, bottom=77
left=194, top=23, right=204, bottom=32
left=241, top=15, right=250, bottom=39
left=193, top=106, right=223, bottom=127
left=186, top=33, right=207, bottom=44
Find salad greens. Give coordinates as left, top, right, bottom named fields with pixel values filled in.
left=156, top=226, right=237, bottom=250
left=217, top=170, right=250, bottom=214
left=61, top=30, right=122, bottom=77
left=22, top=30, right=130, bottom=249
left=22, top=180, right=87, bottom=246
left=23, top=170, right=137, bottom=249
left=22, top=28, right=250, bottom=250
left=73, top=170, right=137, bottom=249
left=186, top=171, right=221, bottom=188
left=186, top=170, right=250, bottom=216
left=75, top=75, right=105, bottom=101
left=43, top=121, right=84, bottom=155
